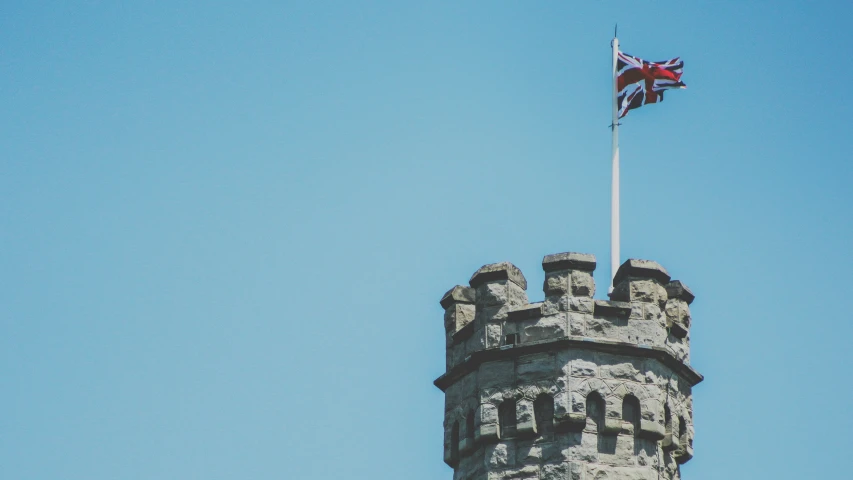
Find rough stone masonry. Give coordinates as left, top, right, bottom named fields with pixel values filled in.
left=434, top=252, right=702, bottom=480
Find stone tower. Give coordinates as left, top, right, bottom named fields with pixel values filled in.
left=434, top=252, right=701, bottom=480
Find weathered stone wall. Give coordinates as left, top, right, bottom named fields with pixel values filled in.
left=436, top=253, right=701, bottom=480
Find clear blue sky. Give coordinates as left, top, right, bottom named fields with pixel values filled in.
left=3, top=2, right=851, bottom=479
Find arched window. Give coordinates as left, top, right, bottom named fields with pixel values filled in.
left=678, top=416, right=687, bottom=444
left=534, top=394, right=555, bottom=435
left=498, top=399, right=517, bottom=438
left=586, top=392, right=604, bottom=432
left=622, top=395, right=641, bottom=434
left=466, top=409, right=476, bottom=442
left=450, top=421, right=460, bottom=463
left=664, top=405, right=672, bottom=436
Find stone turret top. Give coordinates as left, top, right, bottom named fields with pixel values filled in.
left=440, top=285, right=476, bottom=309
left=542, top=252, right=596, bottom=272
left=468, top=262, right=527, bottom=290
left=666, top=280, right=696, bottom=305
left=469, top=262, right=527, bottom=290
left=613, top=259, right=671, bottom=285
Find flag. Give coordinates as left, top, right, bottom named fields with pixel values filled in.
left=616, top=52, right=686, bottom=118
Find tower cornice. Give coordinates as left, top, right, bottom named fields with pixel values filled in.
left=434, top=335, right=703, bottom=392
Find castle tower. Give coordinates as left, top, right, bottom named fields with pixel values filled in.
left=435, top=253, right=701, bottom=480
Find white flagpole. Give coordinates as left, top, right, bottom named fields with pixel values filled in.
left=609, top=33, right=620, bottom=294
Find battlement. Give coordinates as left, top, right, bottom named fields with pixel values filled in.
left=435, top=251, right=701, bottom=480
left=440, top=252, right=695, bottom=373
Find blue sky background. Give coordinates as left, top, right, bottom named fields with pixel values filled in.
left=3, top=1, right=852, bottom=479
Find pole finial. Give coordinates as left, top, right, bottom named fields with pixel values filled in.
left=614, top=23, right=618, bottom=38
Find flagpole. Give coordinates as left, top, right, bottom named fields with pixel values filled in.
left=609, top=33, right=620, bottom=294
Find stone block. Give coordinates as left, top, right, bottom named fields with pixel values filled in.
left=633, top=281, right=668, bottom=307
left=521, top=315, right=568, bottom=343
left=568, top=297, right=595, bottom=314
left=585, top=316, right=618, bottom=339
left=626, top=318, right=666, bottom=346
left=570, top=271, right=595, bottom=297
left=481, top=401, right=499, bottom=423
left=542, top=252, right=596, bottom=272
left=446, top=303, right=476, bottom=332
left=568, top=313, right=587, bottom=336
left=485, top=443, right=514, bottom=468
left=479, top=281, right=510, bottom=306
left=517, top=353, right=554, bottom=382
left=600, top=362, right=643, bottom=382
left=470, top=261, right=528, bottom=289
left=543, top=296, right=562, bottom=315
left=544, top=271, right=569, bottom=295
left=479, top=360, right=515, bottom=388
left=569, top=359, right=597, bottom=377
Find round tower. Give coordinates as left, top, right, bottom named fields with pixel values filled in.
left=435, top=252, right=701, bottom=480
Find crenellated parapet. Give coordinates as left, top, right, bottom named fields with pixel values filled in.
left=440, top=253, right=698, bottom=371
left=435, top=251, right=702, bottom=480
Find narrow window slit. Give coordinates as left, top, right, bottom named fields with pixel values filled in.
left=499, top=399, right=517, bottom=438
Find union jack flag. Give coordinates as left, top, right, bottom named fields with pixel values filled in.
left=617, top=52, right=686, bottom=118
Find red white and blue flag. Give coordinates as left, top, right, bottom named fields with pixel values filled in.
left=616, top=52, right=686, bottom=118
